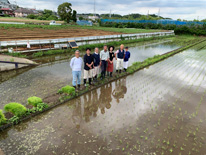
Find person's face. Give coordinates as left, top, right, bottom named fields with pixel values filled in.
left=95, top=48, right=99, bottom=53
left=125, top=48, right=128, bottom=51
left=75, top=52, right=80, bottom=58
left=110, top=47, right=113, bottom=51
left=120, top=45, right=124, bottom=50
left=86, top=50, right=91, bottom=55
left=104, top=46, right=107, bottom=51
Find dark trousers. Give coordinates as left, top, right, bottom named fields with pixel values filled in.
left=101, top=60, right=108, bottom=78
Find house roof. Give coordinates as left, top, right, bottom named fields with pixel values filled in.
left=14, top=8, right=38, bottom=14
left=0, top=8, right=12, bottom=11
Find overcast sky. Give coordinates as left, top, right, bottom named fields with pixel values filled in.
left=12, top=0, right=206, bottom=20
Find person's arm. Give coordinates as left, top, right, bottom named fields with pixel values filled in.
left=70, top=58, right=74, bottom=69
left=115, top=50, right=118, bottom=60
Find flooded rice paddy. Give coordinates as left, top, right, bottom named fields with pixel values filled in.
left=0, top=39, right=179, bottom=109
left=0, top=41, right=206, bottom=154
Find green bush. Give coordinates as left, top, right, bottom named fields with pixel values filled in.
left=28, top=96, right=43, bottom=107
left=0, top=110, right=7, bottom=125
left=36, top=103, right=49, bottom=112
left=58, top=85, right=75, bottom=95
left=4, top=103, right=27, bottom=117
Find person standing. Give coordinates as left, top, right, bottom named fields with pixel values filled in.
left=83, top=48, right=94, bottom=86
left=115, top=44, right=125, bottom=73
left=70, top=50, right=83, bottom=89
left=123, top=47, right=131, bottom=72
left=107, top=46, right=115, bottom=77
left=92, top=47, right=101, bottom=82
left=100, top=45, right=109, bottom=79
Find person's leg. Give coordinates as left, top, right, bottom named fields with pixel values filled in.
left=72, top=71, right=77, bottom=88
left=119, top=59, right=124, bottom=73
left=77, top=71, right=81, bottom=88
left=101, top=60, right=104, bottom=78
left=88, top=69, right=92, bottom=85
left=83, top=70, right=88, bottom=85
left=116, top=58, right=120, bottom=73
left=92, top=67, right=96, bottom=81
left=104, top=61, right=108, bottom=77
left=125, top=61, right=128, bottom=71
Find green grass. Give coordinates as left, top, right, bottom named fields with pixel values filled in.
left=0, top=23, right=163, bottom=33
left=4, top=102, right=27, bottom=117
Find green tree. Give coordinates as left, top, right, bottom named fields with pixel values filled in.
left=72, top=10, right=77, bottom=22
left=79, top=16, right=84, bottom=20
left=58, top=2, right=72, bottom=23
left=43, top=9, right=53, bottom=18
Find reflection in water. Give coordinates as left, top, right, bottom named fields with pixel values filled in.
left=112, top=78, right=127, bottom=103
left=71, top=81, right=127, bottom=126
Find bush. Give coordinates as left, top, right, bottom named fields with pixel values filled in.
left=28, top=96, right=43, bottom=107
left=58, top=85, right=75, bottom=95
left=0, top=110, right=7, bottom=125
left=36, top=103, right=49, bottom=112
left=4, top=103, right=27, bottom=117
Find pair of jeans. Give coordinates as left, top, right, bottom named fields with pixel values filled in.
left=72, top=71, right=81, bottom=86
left=101, top=60, right=108, bottom=77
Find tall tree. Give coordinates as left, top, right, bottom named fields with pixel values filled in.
left=58, top=2, right=72, bottom=23
left=72, top=10, right=77, bottom=22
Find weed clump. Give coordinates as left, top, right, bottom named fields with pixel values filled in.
left=0, top=110, right=7, bottom=126
left=4, top=102, right=27, bottom=117
left=28, top=96, right=43, bottom=107
left=58, top=85, right=75, bottom=95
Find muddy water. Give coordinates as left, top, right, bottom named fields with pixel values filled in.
left=0, top=40, right=179, bottom=108
left=0, top=46, right=206, bottom=154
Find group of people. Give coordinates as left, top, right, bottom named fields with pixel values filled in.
left=70, top=44, right=131, bottom=89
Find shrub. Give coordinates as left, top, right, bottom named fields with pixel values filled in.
left=36, top=103, right=49, bottom=112
left=28, top=96, right=43, bottom=107
left=58, top=85, right=75, bottom=95
left=4, top=103, right=27, bottom=117
left=0, top=110, right=7, bottom=125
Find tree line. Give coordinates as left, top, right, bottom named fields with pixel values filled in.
left=100, top=21, right=206, bottom=36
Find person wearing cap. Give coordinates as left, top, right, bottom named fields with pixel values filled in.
left=83, top=48, right=94, bottom=86
left=115, top=44, right=125, bottom=73
left=107, top=46, right=115, bottom=77
left=123, top=47, right=131, bottom=71
left=100, top=45, right=109, bottom=79
left=92, top=47, right=101, bottom=82
left=70, top=50, right=83, bottom=89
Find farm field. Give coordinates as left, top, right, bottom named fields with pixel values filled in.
left=0, top=17, right=64, bottom=24
left=0, top=38, right=206, bottom=154
left=0, top=23, right=168, bottom=41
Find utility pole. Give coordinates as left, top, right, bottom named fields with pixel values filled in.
left=158, top=8, right=160, bottom=18
left=147, top=10, right=149, bottom=19
left=93, top=0, right=96, bottom=17
left=109, top=9, right=111, bottom=18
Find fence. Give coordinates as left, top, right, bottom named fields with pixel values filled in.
left=101, top=19, right=205, bottom=26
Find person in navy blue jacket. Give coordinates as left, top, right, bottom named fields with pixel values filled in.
left=92, top=47, right=101, bottom=82
left=123, top=47, right=131, bottom=71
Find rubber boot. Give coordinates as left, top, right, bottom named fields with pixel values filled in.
left=84, top=79, right=87, bottom=86
left=73, top=86, right=76, bottom=89
left=116, top=70, right=119, bottom=73
left=78, top=84, right=81, bottom=89
left=110, top=72, right=113, bottom=77
left=119, top=70, right=122, bottom=73
left=89, top=78, right=92, bottom=85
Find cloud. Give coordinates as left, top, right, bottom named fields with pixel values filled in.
left=10, top=0, right=206, bottom=20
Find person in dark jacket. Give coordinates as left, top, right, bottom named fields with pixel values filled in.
left=123, top=47, right=131, bottom=71
left=83, top=48, right=94, bottom=86
left=92, top=47, right=101, bottom=82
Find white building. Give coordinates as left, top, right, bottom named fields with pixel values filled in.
left=88, top=15, right=99, bottom=20
left=0, top=0, right=18, bottom=10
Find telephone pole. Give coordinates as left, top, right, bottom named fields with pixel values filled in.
left=93, top=0, right=96, bottom=17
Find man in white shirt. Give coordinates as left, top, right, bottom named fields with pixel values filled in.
left=70, top=50, right=83, bottom=89
left=100, top=45, right=109, bottom=79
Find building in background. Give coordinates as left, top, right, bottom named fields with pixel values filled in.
left=0, top=0, right=18, bottom=10
left=14, top=8, right=39, bottom=17
left=0, top=8, right=14, bottom=16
